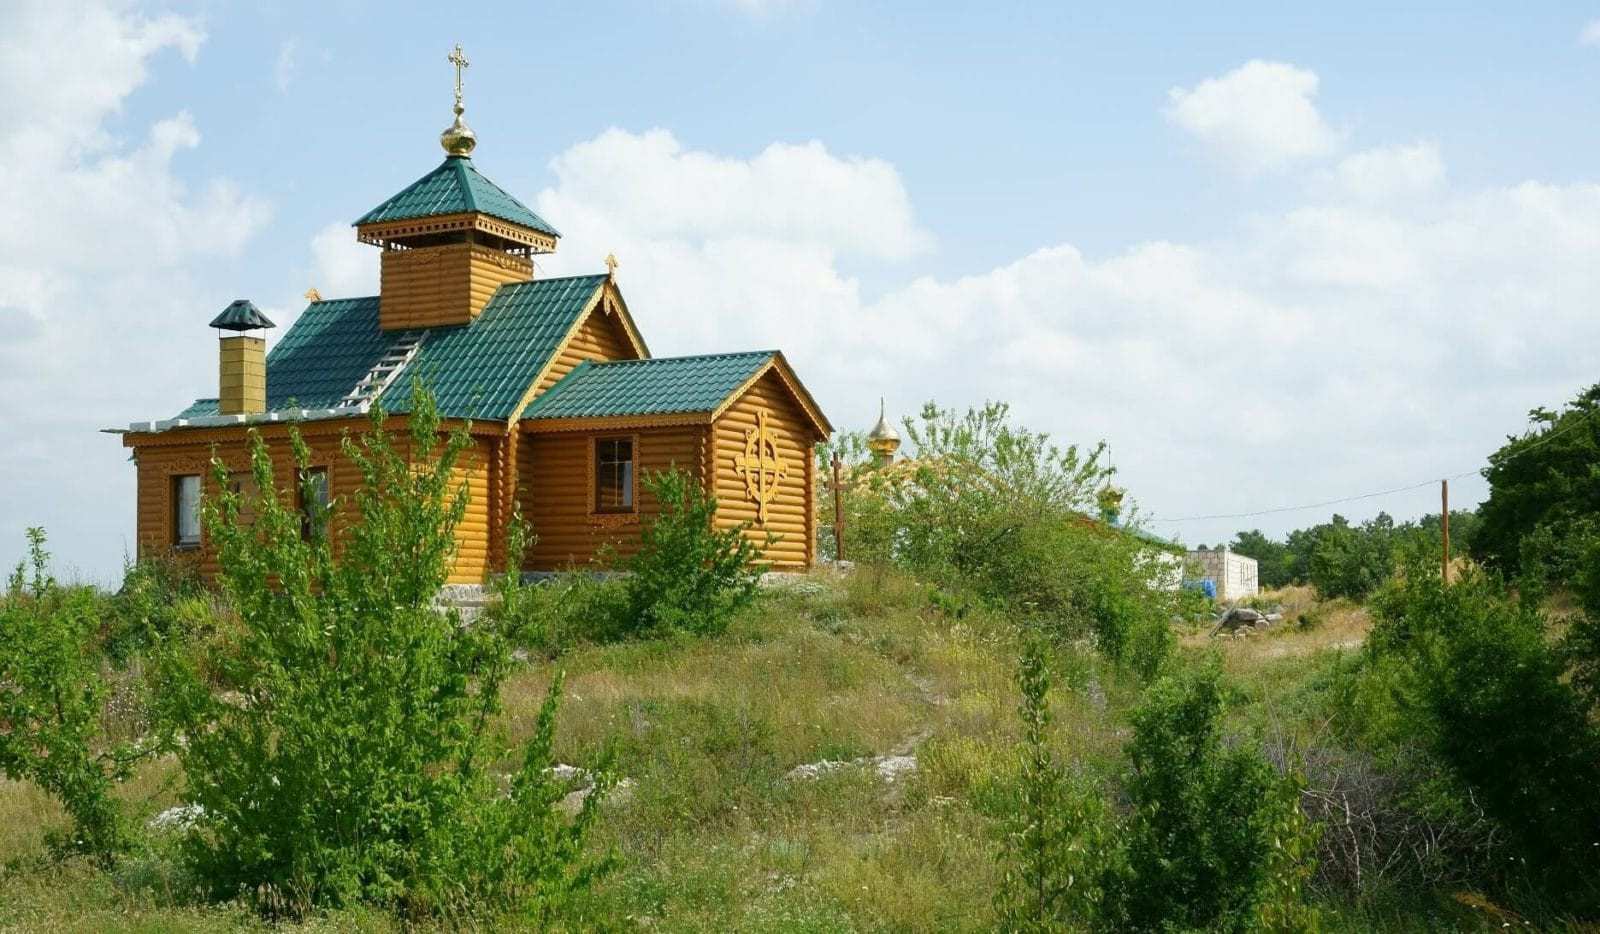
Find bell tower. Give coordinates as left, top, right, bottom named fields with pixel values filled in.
left=353, top=45, right=561, bottom=331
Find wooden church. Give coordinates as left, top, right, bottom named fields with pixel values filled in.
left=120, top=49, right=831, bottom=583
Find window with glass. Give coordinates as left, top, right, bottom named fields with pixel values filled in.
left=298, top=466, right=329, bottom=541
left=594, top=437, right=634, bottom=512
left=228, top=471, right=260, bottom=528
left=172, top=474, right=201, bottom=548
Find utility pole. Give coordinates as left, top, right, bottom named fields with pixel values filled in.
left=830, top=452, right=845, bottom=562
left=1441, top=479, right=1451, bottom=582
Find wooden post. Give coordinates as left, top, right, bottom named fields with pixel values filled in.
left=1441, top=479, right=1450, bottom=582
left=830, top=452, right=845, bottom=562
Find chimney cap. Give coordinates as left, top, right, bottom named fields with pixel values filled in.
left=210, top=299, right=276, bottom=332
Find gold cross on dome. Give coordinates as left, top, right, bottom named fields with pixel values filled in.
left=448, top=44, right=469, bottom=108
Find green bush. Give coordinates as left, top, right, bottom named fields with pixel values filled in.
left=619, top=467, right=765, bottom=638
left=106, top=553, right=207, bottom=662
left=995, top=638, right=1109, bottom=930
left=0, top=528, right=137, bottom=862
left=835, top=401, right=1179, bottom=675
left=1104, top=662, right=1319, bottom=931
left=150, top=387, right=611, bottom=920
left=1364, top=558, right=1600, bottom=914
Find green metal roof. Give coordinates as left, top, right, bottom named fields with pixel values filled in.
left=383, top=274, right=608, bottom=418
left=175, top=274, right=609, bottom=421
left=522, top=351, right=775, bottom=421
left=354, top=156, right=559, bottom=237
left=178, top=296, right=389, bottom=417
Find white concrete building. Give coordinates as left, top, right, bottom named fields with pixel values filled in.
left=1186, top=547, right=1260, bottom=601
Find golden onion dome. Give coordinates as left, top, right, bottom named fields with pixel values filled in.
left=866, top=398, right=900, bottom=452
left=440, top=104, right=477, bottom=157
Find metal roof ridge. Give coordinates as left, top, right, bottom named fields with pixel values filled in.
left=520, top=359, right=592, bottom=416
left=588, top=349, right=777, bottom=367
left=452, top=156, right=478, bottom=214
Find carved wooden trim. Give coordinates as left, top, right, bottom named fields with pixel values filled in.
left=731, top=408, right=791, bottom=525
left=357, top=212, right=556, bottom=253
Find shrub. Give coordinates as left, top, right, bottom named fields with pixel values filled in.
left=1364, top=558, right=1600, bottom=913
left=0, top=528, right=136, bottom=862
left=1104, top=662, right=1319, bottom=931
left=843, top=401, right=1179, bottom=675
left=150, top=387, right=611, bottom=919
left=106, top=553, right=207, bottom=662
left=619, top=467, right=765, bottom=638
left=994, top=638, right=1108, bottom=930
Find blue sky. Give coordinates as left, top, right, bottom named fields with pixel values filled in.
left=4, top=0, right=1600, bottom=579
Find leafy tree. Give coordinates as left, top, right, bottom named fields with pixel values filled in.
left=1472, top=383, right=1600, bottom=587
left=1307, top=513, right=1397, bottom=601
left=1104, top=662, right=1319, bottom=931
left=894, top=401, right=1110, bottom=593
left=822, top=402, right=1178, bottom=675
left=151, top=387, right=611, bottom=919
left=0, top=529, right=139, bottom=862
left=1229, top=529, right=1294, bottom=589
left=1282, top=525, right=1321, bottom=585
left=619, top=467, right=766, bottom=638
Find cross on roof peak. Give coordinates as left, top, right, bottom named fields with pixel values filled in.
left=448, top=44, right=469, bottom=113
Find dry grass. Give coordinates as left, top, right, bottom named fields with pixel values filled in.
left=3, top=569, right=1455, bottom=929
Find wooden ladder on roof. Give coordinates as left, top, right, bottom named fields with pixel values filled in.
left=337, top=331, right=426, bottom=409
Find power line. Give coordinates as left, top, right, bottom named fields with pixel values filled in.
left=1154, top=403, right=1598, bottom=525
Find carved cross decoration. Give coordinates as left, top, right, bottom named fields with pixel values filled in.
left=733, top=408, right=790, bottom=524
left=448, top=44, right=469, bottom=108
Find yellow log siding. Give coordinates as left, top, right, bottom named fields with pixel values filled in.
left=127, top=420, right=497, bottom=584
left=519, top=426, right=706, bottom=570
left=711, top=371, right=818, bottom=568
left=534, top=304, right=642, bottom=395
left=378, top=241, right=531, bottom=331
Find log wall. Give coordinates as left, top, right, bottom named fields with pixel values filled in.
left=711, top=371, right=818, bottom=568
left=519, top=426, right=706, bottom=570
left=534, top=303, right=640, bottom=394
left=378, top=241, right=532, bottom=331
left=128, top=422, right=497, bottom=584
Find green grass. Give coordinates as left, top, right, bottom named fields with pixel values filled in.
left=2, top=572, right=1508, bottom=930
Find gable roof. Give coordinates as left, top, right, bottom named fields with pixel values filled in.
left=174, top=275, right=609, bottom=422
left=522, top=352, right=776, bottom=421
left=522, top=350, right=832, bottom=437
left=384, top=274, right=608, bottom=418
left=354, top=156, right=559, bottom=237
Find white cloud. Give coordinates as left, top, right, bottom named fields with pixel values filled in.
left=1165, top=60, right=1342, bottom=174
left=535, top=127, right=1600, bottom=550
left=274, top=39, right=297, bottom=91
left=540, top=129, right=931, bottom=264
left=1582, top=19, right=1600, bottom=45
left=0, top=0, right=269, bottom=579
left=307, top=221, right=378, bottom=297
left=1326, top=142, right=1445, bottom=203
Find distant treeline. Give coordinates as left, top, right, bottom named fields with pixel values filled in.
left=1219, top=510, right=1478, bottom=600
left=1223, top=380, right=1600, bottom=600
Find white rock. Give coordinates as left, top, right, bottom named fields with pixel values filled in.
left=148, top=804, right=204, bottom=831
